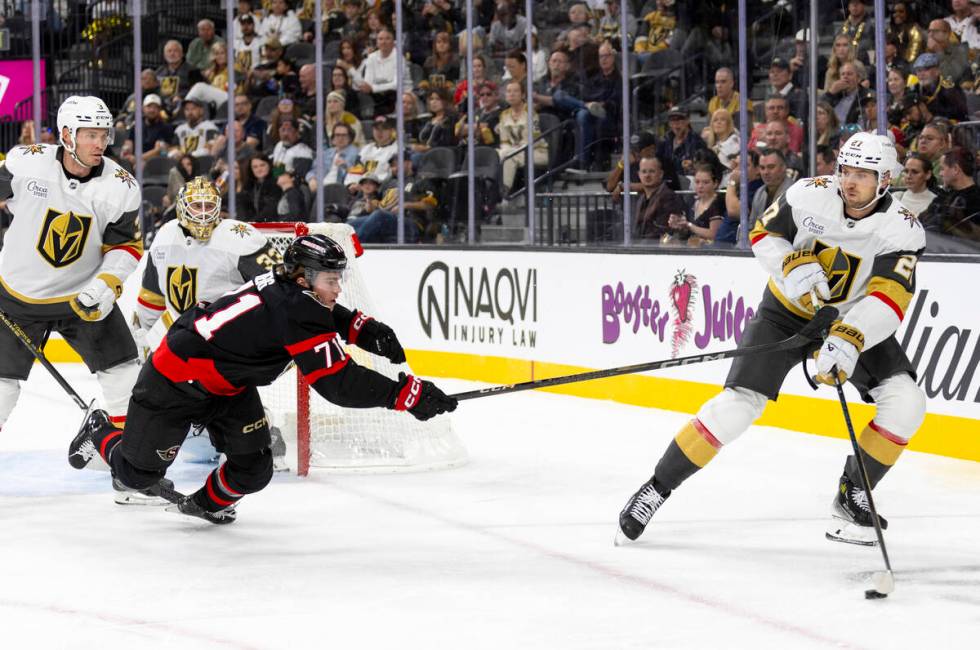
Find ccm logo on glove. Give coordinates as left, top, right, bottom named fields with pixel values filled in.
left=395, top=375, right=423, bottom=410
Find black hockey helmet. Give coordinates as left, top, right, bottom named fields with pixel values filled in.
left=283, top=234, right=347, bottom=277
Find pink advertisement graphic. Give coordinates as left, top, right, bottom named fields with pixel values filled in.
left=0, top=60, right=46, bottom=119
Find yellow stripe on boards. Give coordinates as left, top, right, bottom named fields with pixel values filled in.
left=44, top=344, right=980, bottom=462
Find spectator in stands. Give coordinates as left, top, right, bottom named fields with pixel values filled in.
left=750, top=149, right=792, bottom=226
left=234, top=14, right=266, bottom=73
left=187, top=20, right=225, bottom=72
left=946, top=0, right=975, bottom=41
left=888, top=2, right=926, bottom=66
left=573, top=40, right=624, bottom=170
left=682, top=20, right=735, bottom=77
left=823, top=34, right=856, bottom=94
left=185, top=42, right=233, bottom=108
left=815, top=100, right=841, bottom=147
left=496, top=80, right=549, bottom=196
left=815, top=144, right=838, bottom=176
left=656, top=106, right=706, bottom=178
left=165, top=154, right=197, bottom=208
left=720, top=150, right=762, bottom=245
left=157, top=40, right=198, bottom=111
left=960, top=0, right=980, bottom=50
left=766, top=58, right=807, bottom=121
left=233, top=95, right=267, bottom=149
left=748, top=95, right=803, bottom=154
left=894, top=152, right=938, bottom=217
left=501, top=49, right=527, bottom=87
left=345, top=116, right=399, bottom=187
left=260, top=0, right=303, bottom=46
left=886, top=68, right=910, bottom=124
left=265, top=97, right=309, bottom=151
left=232, top=0, right=261, bottom=41
left=354, top=27, right=399, bottom=116
left=567, top=24, right=600, bottom=81
left=631, top=153, right=685, bottom=241
left=760, top=121, right=804, bottom=177
left=926, top=18, right=969, bottom=84
left=275, top=169, right=309, bottom=220
left=238, top=154, right=283, bottom=221
left=271, top=117, right=314, bottom=177
left=273, top=56, right=302, bottom=98
left=911, top=53, right=968, bottom=122
left=529, top=27, right=549, bottom=83
left=597, top=0, right=636, bottom=51
left=360, top=8, right=391, bottom=56
left=339, top=0, right=366, bottom=42
left=701, top=109, right=739, bottom=174
left=421, top=31, right=461, bottom=94
left=822, top=60, right=865, bottom=125
left=879, top=34, right=910, bottom=79
left=335, top=37, right=363, bottom=84
left=454, top=54, right=494, bottom=107
left=455, top=81, right=503, bottom=147
left=669, top=163, right=726, bottom=244
left=116, top=69, right=163, bottom=130
left=124, top=94, right=176, bottom=164
left=347, top=173, right=381, bottom=222
left=293, top=63, right=320, bottom=117
left=325, top=91, right=366, bottom=147
left=533, top=49, right=581, bottom=120
left=927, top=146, right=980, bottom=241
left=635, top=0, right=682, bottom=60
left=608, top=130, right=658, bottom=200
left=308, top=122, right=361, bottom=190
left=899, top=92, right=930, bottom=145
left=858, top=91, right=906, bottom=153
left=209, top=120, right=256, bottom=163
left=173, top=98, right=220, bottom=158
left=411, top=88, right=457, bottom=166
left=331, top=66, right=362, bottom=118
left=488, top=1, right=528, bottom=54
left=245, top=39, right=286, bottom=101
left=564, top=3, right=593, bottom=37
left=837, top=0, right=874, bottom=58
left=349, top=153, right=439, bottom=243
left=707, top=67, right=750, bottom=117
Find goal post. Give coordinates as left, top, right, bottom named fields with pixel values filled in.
left=251, top=221, right=467, bottom=475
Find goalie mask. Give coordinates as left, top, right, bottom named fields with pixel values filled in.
left=176, top=176, right=222, bottom=241
left=283, top=234, right=347, bottom=285
left=836, top=131, right=900, bottom=210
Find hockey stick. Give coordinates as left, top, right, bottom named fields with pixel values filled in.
left=833, top=376, right=895, bottom=599
left=450, top=306, right=839, bottom=401
left=0, top=308, right=90, bottom=410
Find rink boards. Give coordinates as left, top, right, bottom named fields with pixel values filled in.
left=46, top=248, right=979, bottom=461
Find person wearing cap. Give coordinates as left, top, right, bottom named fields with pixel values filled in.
left=656, top=106, right=707, bottom=179
left=925, top=18, right=970, bottom=85
left=352, top=27, right=400, bottom=115
left=259, top=0, right=302, bottom=46
left=455, top=81, right=503, bottom=147
left=231, top=1, right=260, bottom=41
left=349, top=153, right=441, bottom=243
left=187, top=19, right=225, bottom=72
left=767, top=57, right=807, bottom=121
left=897, top=92, right=930, bottom=145
left=606, top=130, right=658, bottom=199
left=344, top=116, right=398, bottom=187
left=910, top=52, right=967, bottom=122
left=115, top=69, right=163, bottom=130
left=123, top=94, right=176, bottom=164
left=347, top=172, right=383, bottom=222
left=857, top=90, right=906, bottom=152
left=172, top=98, right=220, bottom=159
left=233, top=12, right=267, bottom=73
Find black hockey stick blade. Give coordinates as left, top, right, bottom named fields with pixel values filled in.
left=451, top=306, right=838, bottom=401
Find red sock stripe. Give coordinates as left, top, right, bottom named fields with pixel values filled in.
left=205, top=473, right=237, bottom=507
left=691, top=418, right=723, bottom=450
left=217, top=465, right=243, bottom=498
left=99, top=430, right=123, bottom=460
left=868, top=420, right=908, bottom=446
left=108, top=415, right=126, bottom=427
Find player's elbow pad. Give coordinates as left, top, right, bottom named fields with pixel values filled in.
left=310, top=363, right=398, bottom=410
left=842, top=295, right=902, bottom=351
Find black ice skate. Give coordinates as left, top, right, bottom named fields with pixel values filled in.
left=826, top=473, right=888, bottom=546
left=167, top=494, right=237, bottom=525
left=615, top=479, right=671, bottom=545
left=113, top=477, right=176, bottom=506
left=68, top=408, right=112, bottom=470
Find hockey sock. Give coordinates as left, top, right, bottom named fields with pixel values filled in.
left=0, top=378, right=20, bottom=428
left=844, top=421, right=907, bottom=490
left=654, top=419, right=722, bottom=492
left=95, top=426, right=124, bottom=463
left=193, top=464, right=245, bottom=512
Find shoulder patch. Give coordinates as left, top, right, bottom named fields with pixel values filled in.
left=803, top=176, right=831, bottom=189
left=229, top=223, right=253, bottom=238
left=114, top=167, right=136, bottom=188
left=17, top=144, right=47, bottom=156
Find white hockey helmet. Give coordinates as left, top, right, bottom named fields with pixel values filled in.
left=57, top=95, right=115, bottom=153
left=175, top=176, right=222, bottom=241
left=836, top=131, right=900, bottom=206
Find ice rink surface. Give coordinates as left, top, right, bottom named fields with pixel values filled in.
left=1, top=365, right=978, bottom=649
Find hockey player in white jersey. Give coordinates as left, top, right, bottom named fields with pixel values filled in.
left=617, top=132, right=927, bottom=546
left=0, top=96, right=142, bottom=436
left=131, top=175, right=289, bottom=482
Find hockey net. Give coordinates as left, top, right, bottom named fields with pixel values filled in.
left=250, top=222, right=466, bottom=475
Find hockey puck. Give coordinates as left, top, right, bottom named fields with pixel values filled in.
left=864, top=589, right=888, bottom=599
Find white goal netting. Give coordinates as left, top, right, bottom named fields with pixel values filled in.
left=252, top=222, right=467, bottom=474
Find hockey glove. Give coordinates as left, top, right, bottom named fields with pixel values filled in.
left=392, top=372, right=457, bottom=421
left=72, top=275, right=123, bottom=322
left=813, top=322, right=865, bottom=385
left=781, top=250, right=831, bottom=313
left=371, top=322, right=407, bottom=364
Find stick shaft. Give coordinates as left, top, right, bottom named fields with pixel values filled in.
left=834, top=378, right=893, bottom=572
left=0, top=309, right=89, bottom=410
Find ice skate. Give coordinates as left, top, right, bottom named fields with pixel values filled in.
left=166, top=493, right=237, bottom=525
left=826, top=473, right=887, bottom=546
left=615, top=479, right=670, bottom=545
left=113, top=477, right=176, bottom=506
left=68, top=407, right=112, bottom=470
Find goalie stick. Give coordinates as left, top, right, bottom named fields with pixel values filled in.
left=450, top=306, right=839, bottom=401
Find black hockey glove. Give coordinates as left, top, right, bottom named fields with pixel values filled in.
left=391, top=373, right=457, bottom=421
left=371, top=322, right=407, bottom=364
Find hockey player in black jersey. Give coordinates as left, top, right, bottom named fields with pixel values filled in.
left=69, top=234, right=456, bottom=523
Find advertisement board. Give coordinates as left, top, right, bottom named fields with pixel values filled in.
left=0, top=59, right=46, bottom=119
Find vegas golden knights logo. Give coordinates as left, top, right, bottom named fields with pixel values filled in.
left=166, top=265, right=199, bottom=313
left=160, top=76, right=178, bottom=97
left=813, top=240, right=862, bottom=303
left=182, top=135, right=200, bottom=154
left=36, top=209, right=93, bottom=267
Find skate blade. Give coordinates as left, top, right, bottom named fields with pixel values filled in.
left=826, top=517, right=877, bottom=546
left=273, top=456, right=290, bottom=473
left=614, top=530, right=634, bottom=547
left=114, top=492, right=170, bottom=506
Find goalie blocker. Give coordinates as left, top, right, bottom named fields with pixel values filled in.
left=70, top=234, right=456, bottom=522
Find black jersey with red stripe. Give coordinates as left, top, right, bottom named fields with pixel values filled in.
left=152, top=271, right=399, bottom=409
